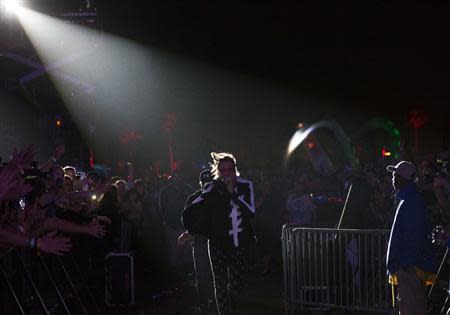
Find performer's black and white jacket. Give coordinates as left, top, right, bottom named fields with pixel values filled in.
left=182, top=177, right=256, bottom=250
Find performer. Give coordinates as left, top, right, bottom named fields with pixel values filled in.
left=183, top=152, right=256, bottom=315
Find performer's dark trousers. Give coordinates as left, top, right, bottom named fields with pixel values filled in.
left=193, top=235, right=214, bottom=309
left=208, top=241, right=249, bottom=315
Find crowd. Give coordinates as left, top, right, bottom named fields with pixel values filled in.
left=0, top=137, right=450, bottom=314
left=0, top=144, right=170, bottom=312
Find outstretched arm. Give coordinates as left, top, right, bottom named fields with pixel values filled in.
left=40, top=144, right=65, bottom=172
left=43, top=217, right=106, bottom=238
left=0, top=228, right=72, bottom=255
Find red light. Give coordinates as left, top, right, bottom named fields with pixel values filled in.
left=408, top=108, right=428, bottom=129
left=306, top=141, right=315, bottom=149
left=89, top=148, right=94, bottom=168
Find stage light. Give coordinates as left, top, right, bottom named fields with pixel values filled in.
left=1, top=0, right=26, bottom=14
left=306, top=141, right=316, bottom=149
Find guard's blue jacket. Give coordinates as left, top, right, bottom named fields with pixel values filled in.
left=386, top=182, right=437, bottom=275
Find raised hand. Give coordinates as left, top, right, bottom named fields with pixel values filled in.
left=223, top=177, right=236, bottom=193
left=94, top=216, right=111, bottom=225
left=38, top=232, right=72, bottom=255
left=0, top=165, right=18, bottom=201
left=0, top=162, right=31, bottom=201
left=212, top=180, right=227, bottom=195
left=85, top=220, right=106, bottom=238
left=12, top=144, right=36, bottom=169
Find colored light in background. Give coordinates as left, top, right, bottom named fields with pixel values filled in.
left=306, top=141, right=315, bottom=149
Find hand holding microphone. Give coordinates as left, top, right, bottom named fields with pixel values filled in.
left=222, top=176, right=236, bottom=194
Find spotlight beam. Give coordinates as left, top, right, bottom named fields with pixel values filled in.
left=2, top=51, right=95, bottom=93
left=20, top=49, right=92, bottom=84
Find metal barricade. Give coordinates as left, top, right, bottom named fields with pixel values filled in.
left=283, top=225, right=392, bottom=314
left=0, top=247, right=104, bottom=314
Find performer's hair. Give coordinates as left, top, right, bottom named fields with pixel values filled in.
left=210, top=152, right=240, bottom=179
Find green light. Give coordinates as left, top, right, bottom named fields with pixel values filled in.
left=393, top=129, right=400, bottom=136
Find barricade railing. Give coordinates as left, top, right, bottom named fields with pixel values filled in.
left=282, top=225, right=392, bottom=314
left=0, top=247, right=104, bottom=315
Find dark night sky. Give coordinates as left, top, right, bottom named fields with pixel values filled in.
left=97, top=1, right=450, bottom=111
left=7, top=0, right=450, bottom=117
left=2, top=1, right=450, bottom=166
left=96, top=1, right=450, bottom=151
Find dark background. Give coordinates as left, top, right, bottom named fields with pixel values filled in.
left=99, top=1, right=450, bottom=110
left=1, top=1, right=449, bottom=170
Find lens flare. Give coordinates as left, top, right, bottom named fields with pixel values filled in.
left=1, top=0, right=26, bottom=14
